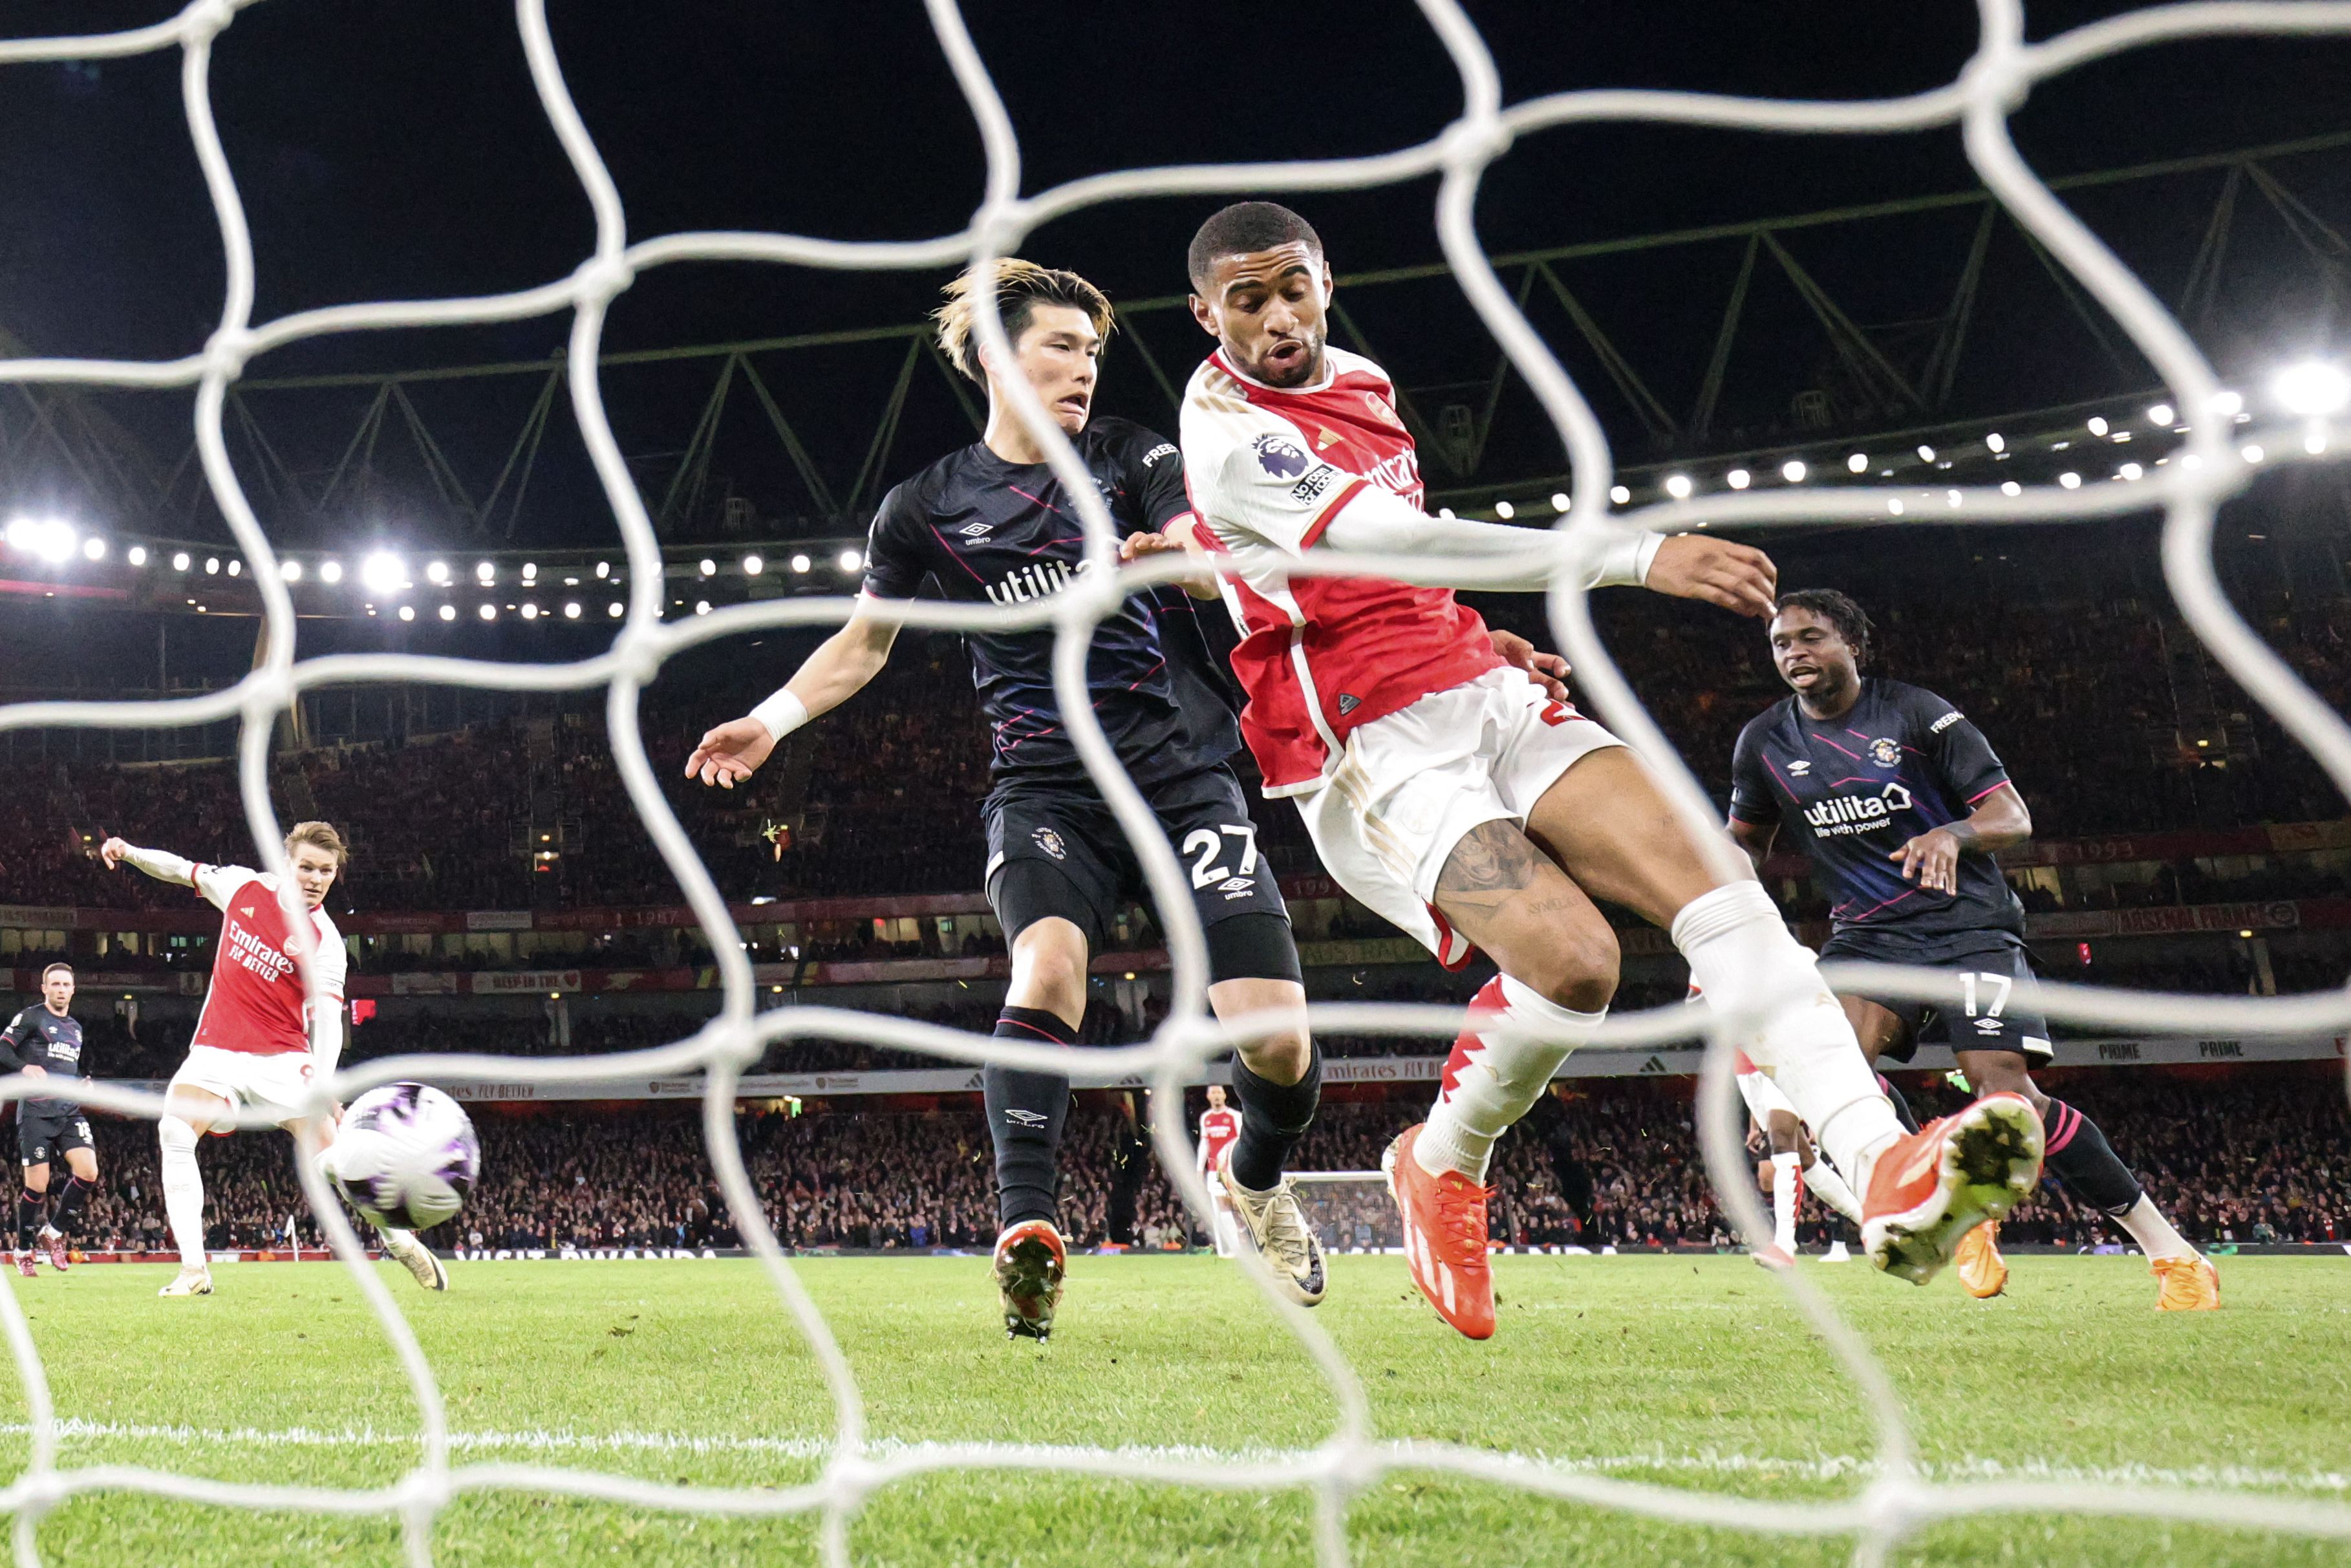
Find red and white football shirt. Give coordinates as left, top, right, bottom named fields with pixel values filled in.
left=189, top=865, right=347, bottom=1057
left=1197, top=1106, right=1242, bottom=1176
left=1180, top=345, right=1502, bottom=795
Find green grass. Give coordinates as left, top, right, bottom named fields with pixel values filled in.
left=1, top=1253, right=2346, bottom=1565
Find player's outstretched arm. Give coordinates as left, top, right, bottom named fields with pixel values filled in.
left=1889, top=782, right=2032, bottom=895
left=686, top=599, right=903, bottom=789
left=1118, top=517, right=1222, bottom=601
left=1727, top=815, right=1778, bottom=874
left=98, top=837, right=197, bottom=885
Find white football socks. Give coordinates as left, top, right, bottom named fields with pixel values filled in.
left=2115, top=1194, right=2198, bottom=1260
left=1804, top=1155, right=1866, bottom=1227
left=1673, top=883, right=1905, bottom=1195
left=156, top=1115, right=207, bottom=1269
left=1770, top=1151, right=1803, bottom=1252
left=1417, top=974, right=1605, bottom=1183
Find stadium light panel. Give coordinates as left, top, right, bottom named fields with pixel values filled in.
left=171, top=552, right=190, bottom=572
left=425, top=560, right=449, bottom=585
left=438, top=604, right=456, bottom=622
left=789, top=553, right=811, bottom=574
left=837, top=549, right=862, bottom=572
left=594, top=561, right=610, bottom=579
left=2210, top=389, right=2244, bottom=417
left=1916, top=444, right=1937, bottom=463
left=1985, top=432, right=2005, bottom=453
left=698, top=558, right=716, bottom=577
left=204, top=557, right=219, bottom=574
left=2118, top=463, right=2143, bottom=480
left=607, top=601, right=623, bottom=617
left=1726, top=469, right=1750, bottom=490
left=397, top=605, right=415, bottom=622
left=2306, top=429, right=2329, bottom=455
left=320, top=560, right=343, bottom=584
left=1493, top=500, right=1514, bottom=519
left=1664, top=474, right=1693, bottom=500
left=521, top=603, right=539, bottom=620
left=478, top=603, right=496, bottom=620
left=1549, top=492, right=1569, bottom=512
left=1845, top=453, right=1867, bottom=473
left=2272, top=360, right=2350, bottom=418
left=2057, top=472, right=2082, bottom=489
left=2001, top=480, right=2022, bottom=496
left=742, top=554, right=764, bottom=575
left=1887, top=498, right=1905, bottom=515
left=2242, top=444, right=2266, bottom=463
left=563, top=601, right=581, bottom=619
left=226, top=559, right=241, bottom=576
left=475, top=561, right=495, bottom=585
left=2147, top=403, right=2176, bottom=426
left=521, top=562, right=537, bottom=581
left=2087, top=416, right=2109, bottom=436
left=694, top=599, right=711, bottom=616
left=281, top=560, right=302, bottom=582
left=127, top=545, right=147, bottom=567
left=361, top=552, right=405, bottom=594
left=81, top=535, right=105, bottom=562
left=1606, top=486, right=1629, bottom=504
left=1779, top=460, right=1806, bottom=482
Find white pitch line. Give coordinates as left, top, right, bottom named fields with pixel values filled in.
left=1, top=1420, right=2344, bottom=1496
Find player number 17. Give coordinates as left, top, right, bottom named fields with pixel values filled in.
left=1183, top=823, right=1260, bottom=888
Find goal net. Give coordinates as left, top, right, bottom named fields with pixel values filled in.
left=3, top=1, right=2350, bottom=1564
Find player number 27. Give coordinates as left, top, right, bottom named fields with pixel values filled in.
left=1183, top=824, right=1260, bottom=888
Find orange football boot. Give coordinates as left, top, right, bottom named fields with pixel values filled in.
left=1862, top=1093, right=2043, bottom=1285
left=1382, top=1124, right=1496, bottom=1339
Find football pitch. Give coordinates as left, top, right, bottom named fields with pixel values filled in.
left=0, top=1254, right=2345, bottom=1565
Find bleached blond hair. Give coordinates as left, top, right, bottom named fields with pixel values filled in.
left=932, top=259, right=1114, bottom=385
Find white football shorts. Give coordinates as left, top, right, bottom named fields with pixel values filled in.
left=1294, top=665, right=1624, bottom=967
left=169, top=1045, right=319, bottom=1128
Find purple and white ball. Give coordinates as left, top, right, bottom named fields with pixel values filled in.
left=328, top=1083, right=480, bottom=1230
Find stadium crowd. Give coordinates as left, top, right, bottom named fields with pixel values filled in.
left=6, top=578, right=2351, bottom=912
left=34, top=1068, right=2346, bottom=1258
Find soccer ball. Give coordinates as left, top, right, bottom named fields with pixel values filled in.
left=327, top=1083, right=480, bottom=1230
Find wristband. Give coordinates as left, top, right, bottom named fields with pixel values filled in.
left=748, top=688, right=810, bottom=742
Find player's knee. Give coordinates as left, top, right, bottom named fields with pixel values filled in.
left=1239, top=1023, right=1311, bottom=1088
left=158, top=1114, right=200, bottom=1157
left=1525, top=927, right=1619, bottom=1015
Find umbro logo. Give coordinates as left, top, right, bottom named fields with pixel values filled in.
left=1786, top=760, right=1812, bottom=777
left=958, top=521, right=993, bottom=538
left=1004, top=1108, right=1049, bottom=1127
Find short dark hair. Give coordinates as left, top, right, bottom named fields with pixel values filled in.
left=1774, top=588, right=1873, bottom=665
left=1187, top=202, right=1324, bottom=293
left=39, top=962, right=71, bottom=982
left=932, top=259, right=1115, bottom=385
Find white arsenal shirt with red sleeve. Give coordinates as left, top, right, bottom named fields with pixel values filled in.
left=189, top=864, right=347, bottom=1056
left=1179, top=345, right=1503, bottom=797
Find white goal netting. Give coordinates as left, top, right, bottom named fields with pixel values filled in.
left=3, top=0, right=2351, bottom=1563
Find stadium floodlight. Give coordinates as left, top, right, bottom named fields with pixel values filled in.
left=789, top=553, right=811, bottom=574
left=438, top=604, right=456, bottom=622
left=1887, top=498, right=1905, bottom=515
left=742, top=553, right=764, bottom=575
left=397, top=605, right=415, bottom=622
left=82, top=535, right=106, bottom=562
left=594, top=560, right=610, bottom=579
left=1985, top=432, right=2006, bottom=453
left=521, top=603, right=540, bottom=621
left=2001, top=480, right=2022, bottom=496
left=698, top=558, right=717, bottom=577
left=2118, top=463, right=2143, bottom=480
left=171, top=552, right=190, bottom=572
left=1549, top=491, right=1569, bottom=513
left=607, top=601, right=623, bottom=617
left=8, top=517, right=77, bottom=564
left=2242, top=444, right=2266, bottom=464
left=127, top=545, right=148, bottom=567
left=226, top=559, right=241, bottom=576
left=281, top=560, right=302, bottom=582
left=361, top=552, right=405, bottom=594
left=521, top=562, right=537, bottom=581
left=837, top=549, right=862, bottom=572
left=2271, top=360, right=2351, bottom=418
left=478, top=603, right=496, bottom=621
left=1845, top=453, right=1867, bottom=473
left=1726, top=468, right=1750, bottom=490
left=563, top=601, right=581, bottom=619
left=2087, top=416, right=2109, bottom=436
left=1664, top=474, right=1693, bottom=500
left=204, top=557, right=219, bottom=574
left=475, top=561, right=495, bottom=585
left=694, top=599, right=711, bottom=616
left=1916, top=444, right=1937, bottom=463
left=320, top=560, right=343, bottom=584
left=1606, top=485, right=1629, bottom=505
left=425, top=560, right=449, bottom=585
left=1946, top=488, right=1962, bottom=508
left=1779, top=460, right=1806, bottom=482
left=2210, top=389, right=2245, bottom=417
left=2306, top=429, right=2329, bottom=455
left=2058, top=471, right=2082, bottom=489
left=2147, top=403, right=2176, bottom=427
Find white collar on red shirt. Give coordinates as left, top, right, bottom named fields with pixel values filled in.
left=1210, top=347, right=1341, bottom=396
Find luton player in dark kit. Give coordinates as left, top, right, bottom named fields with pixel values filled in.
left=0, top=963, right=98, bottom=1275
left=1727, top=589, right=2217, bottom=1309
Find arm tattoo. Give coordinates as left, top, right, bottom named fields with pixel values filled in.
left=1435, top=819, right=1544, bottom=897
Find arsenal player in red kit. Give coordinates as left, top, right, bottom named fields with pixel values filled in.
left=101, top=823, right=446, bottom=1297
left=1161, top=202, right=2045, bottom=1338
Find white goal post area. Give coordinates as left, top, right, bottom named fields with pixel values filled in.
left=3, top=1, right=2351, bottom=1565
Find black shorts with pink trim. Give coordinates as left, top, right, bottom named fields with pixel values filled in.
left=1820, top=932, right=2054, bottom=1066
